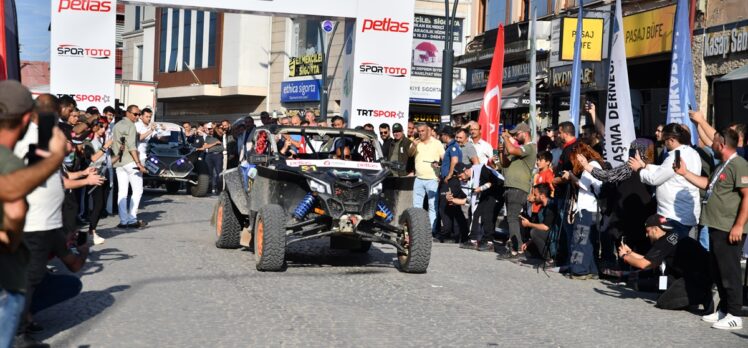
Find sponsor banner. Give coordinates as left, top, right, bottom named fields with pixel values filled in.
left=623, top=5, right=675, bottom=58
left=51, top=0, right=115, bottom=111
left=286, top=159, right=383, bottom=171
left=281, top=80, right=321, bottom=103
left=289, top=53, right=323, bottom=77
left=349, top=0, right=415, bottom=134
left=604, top=0, right=637, bottom=168
left=703, top=23, right=748, bottom=58
left=561, top=17, right=604, bottom=61
left=409, top=14, right=463, bottom=104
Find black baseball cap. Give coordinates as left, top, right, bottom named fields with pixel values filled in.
left=644, top=214, right=673, bottom=231
left=86, top=106, right=100, bottom=115
left=393, top=123, right=403, bottom=132
left=454, top=162, right=467, bottom=174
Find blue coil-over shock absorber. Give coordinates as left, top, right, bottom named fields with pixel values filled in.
left=293, top=193, right=316, bottom=219
left=376, top=202, right=394, bottom=223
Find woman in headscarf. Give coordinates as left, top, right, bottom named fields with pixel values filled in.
left=576, top=138, right=657, bottom=267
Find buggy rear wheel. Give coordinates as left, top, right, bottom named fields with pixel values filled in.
left=215, top=192, right=241, bottom=249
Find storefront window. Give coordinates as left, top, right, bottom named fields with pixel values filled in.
left=485, top=0, right=508, bottom=30
left=294, top=19, right=323, bottom=57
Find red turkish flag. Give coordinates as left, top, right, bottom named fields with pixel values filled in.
left=478, top=25, right=504, bottom=149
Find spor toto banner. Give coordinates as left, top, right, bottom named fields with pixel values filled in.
left=348, top=0, right=415, bottom=132
left=50, top=0, right=116, bottom=111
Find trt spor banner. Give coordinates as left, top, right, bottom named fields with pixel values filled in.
left=347, top=0, right=415, bottom=134
left=604, top=0, right=636, bottom=167
left=51, top=0, right=116, bottom=111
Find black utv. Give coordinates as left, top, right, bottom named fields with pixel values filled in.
left=212, top=124, right=431, bottom=273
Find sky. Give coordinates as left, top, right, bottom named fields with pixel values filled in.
left=17, top=0, right=52, bottom=62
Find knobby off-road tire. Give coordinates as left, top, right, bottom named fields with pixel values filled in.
left=165, top=182, right=181, bottom=194
left=397, top=208, right=432, bottom=273
left=253, top=204, right=286, bottom=271
left=189, top=160, right=210, bottom=197
left=215, top=191, right=242, bottom=249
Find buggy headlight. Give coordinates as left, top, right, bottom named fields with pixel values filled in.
left=308, top=179, right=331, bottom=194
left=370, top=183, right=383, bottom=195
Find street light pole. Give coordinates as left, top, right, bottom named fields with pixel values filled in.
left=439, top=0, right=459, bottom=127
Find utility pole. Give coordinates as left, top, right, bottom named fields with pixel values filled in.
left=318, top=20, right=338, bottom=123
left=439, top=0, right=459, bottom=126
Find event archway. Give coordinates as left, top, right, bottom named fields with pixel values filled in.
left=50, top=0, right=415, bottom=129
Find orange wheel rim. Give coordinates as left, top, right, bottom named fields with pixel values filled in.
left=256, top=219, right=264, bottom=257
left=216, top=205, right=224, bottom=237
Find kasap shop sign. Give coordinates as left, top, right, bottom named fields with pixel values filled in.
left=703, top=23, right=748, bottom=58
left=51, top=0, right=116, bottom=111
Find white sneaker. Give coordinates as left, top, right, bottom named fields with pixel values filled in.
left=711, top=314, right=743, bottom=330
left=92, top=232, right=106, bottom=245
left=702, top=311, right=726, bottom=323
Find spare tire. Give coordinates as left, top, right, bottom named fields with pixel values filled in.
left=215, top=191, right=242, bottom=249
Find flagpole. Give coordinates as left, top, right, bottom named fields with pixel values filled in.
left=528, top=5, right=537, bottom=143
left=569, top=2, right=584, bottom=137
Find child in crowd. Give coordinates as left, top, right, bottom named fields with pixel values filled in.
left=529, top=151, right=555, bottom=216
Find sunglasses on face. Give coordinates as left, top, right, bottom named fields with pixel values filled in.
left=131, top=112, right=142, bottom=116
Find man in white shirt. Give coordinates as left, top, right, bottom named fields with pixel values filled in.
left=629, top=123, right=702, bottom=239
left=467, top=121, right=493, bottom=165
left=135, top=108, right=157, bottom=163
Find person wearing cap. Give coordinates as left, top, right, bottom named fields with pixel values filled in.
left=618, top=214, right=712, bottom=311
left=435, top=162, right=469, bottom=243
left=0, top=81, right=65, bottom=348
left=112, top=105, right=148, bottom=229
left=458, top=159, right=505, bottom=250
left=387, top=123, right=411, bottom=176
left=674, top=127, right=748, bottom=330
left=498, top=122, right=537, bottom=258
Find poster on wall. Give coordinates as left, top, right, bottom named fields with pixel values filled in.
left=410, top=14, right=463, bottom=104
left=50, top=0, right=116, bottom=111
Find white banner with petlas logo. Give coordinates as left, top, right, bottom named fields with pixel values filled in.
left=348, top=0, right=415, bottom=133
left=50, top=0, right=116, bottom=111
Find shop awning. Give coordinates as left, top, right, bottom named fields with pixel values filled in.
left=451, top=83, right=533, bottom=113
left=715, top=64, right=748, bottom=82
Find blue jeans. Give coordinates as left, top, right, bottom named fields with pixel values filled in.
left=0, top=289, right=25, bottom=347
left=569, top=210, right=600, bottom=276
left=698, top=225, right=709, bottom=251
left=413, top=178, right=438, bottom=229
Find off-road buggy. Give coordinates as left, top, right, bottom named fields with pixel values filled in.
left=142, top=122, right=210, bottom=197
left=212, top=124, right=431, bottom=273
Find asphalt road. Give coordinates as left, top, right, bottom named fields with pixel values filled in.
left=35, top=190, right=747, bottom=347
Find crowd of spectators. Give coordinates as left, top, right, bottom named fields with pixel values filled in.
left=255, top=108, right=748, bottom=331
left=2, top=86, right=747, bottom=348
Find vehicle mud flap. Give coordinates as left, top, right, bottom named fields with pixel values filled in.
left=254, top=204, right=286, bottom=271
left=396, top=208, right=432, bottom=273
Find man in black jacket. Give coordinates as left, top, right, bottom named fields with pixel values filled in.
left=458, top=162, right=504, bottom=250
